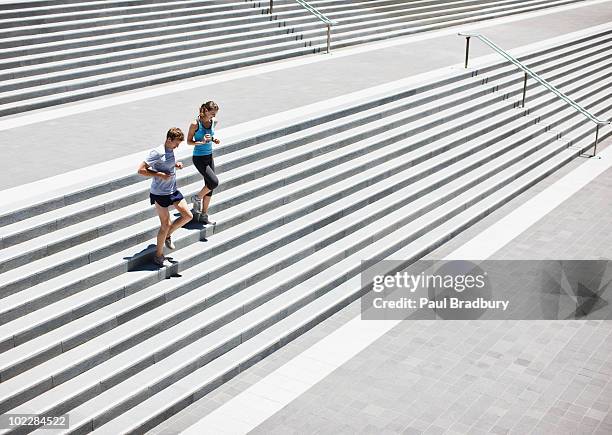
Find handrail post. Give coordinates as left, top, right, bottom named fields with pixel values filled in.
left=521, top=72, right=527, bottom=107
left=294, top=0, right=335, bottom=54
left=593, top=124, right=600, bottom=157
left=269, top=0, right=273, bottom=14
left=464, top=36, right=470, bottom=68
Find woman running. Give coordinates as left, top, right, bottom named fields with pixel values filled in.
left=187, top=101, right=220, bottom=225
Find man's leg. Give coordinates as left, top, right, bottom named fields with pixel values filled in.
left=154, top=203, right=171, bottom=257
left=167, top=199, right=193, bottom=237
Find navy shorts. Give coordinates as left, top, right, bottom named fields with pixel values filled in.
left=150, top=190, right=184, bottom=208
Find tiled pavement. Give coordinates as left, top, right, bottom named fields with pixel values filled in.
left=248, top=320, right=611, bottom=435
left=145, top=136, right=612, bottom=435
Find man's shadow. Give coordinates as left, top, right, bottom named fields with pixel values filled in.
left=124, top=212, right=210, bottom=276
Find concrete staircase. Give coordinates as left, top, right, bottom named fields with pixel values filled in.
left=0, top=0, right=588, bottom=117
left=0, top=26, right=611, bottom=434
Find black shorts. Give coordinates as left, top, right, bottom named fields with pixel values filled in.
left=149, top=190, right=184, bottom=208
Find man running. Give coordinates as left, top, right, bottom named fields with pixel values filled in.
left=138, top=127, right=193, bottom=266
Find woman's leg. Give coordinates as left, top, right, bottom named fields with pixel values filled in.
left=197, top=185, right=211, bottom=203
left=192, top=155, right=212, bottom=212
left=167, top=199, right=193, bottom=237
left=154, top=203, right=171, bottom=257
left=199, top=157, right=219, bottom=214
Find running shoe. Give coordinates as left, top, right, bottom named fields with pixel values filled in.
left=199, top=213, right=216, bottom=225
left=165, top=236, right=175, bottom=250
left=191, top=195, right=202, bottom=213
left=153, top=255, right=168, bottom=267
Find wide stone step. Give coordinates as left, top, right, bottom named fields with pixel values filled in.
left=0, top=0, right=194, bottom=12
left=0, top=11, right=283, bottom=51
left=0, top=24, right=609, bottom=433
left=0, top=30, right=322, bottom=88
left=1, top=53, right=608, bottom=412
left=329, top=0, right=580, bottom=39
left=0, top=0, right=586, bottom=116
left=0, top=79, right=528, bottom=349
left=87, top=137, right=594, bottom=435
left=0, top=33, right=608, bottom=354
left=0, top=25, right=307, bottom=71
left=0, top=23, right=606, bottom=231
left=2, top=58, right=604, bottom=328
left=0, top=32, right=606, bottom=279
left=13, top=120, right=601, bottom=433
left=0, top=73, right=512, bottom=273
left=0, top=2, right=269, bottom=37
left=0, top=0, right=253, bottom=22
left=0, top=100, right=581, bottom=398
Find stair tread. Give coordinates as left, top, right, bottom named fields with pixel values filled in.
left=16, top=136, right=579, bottom=422
left=0, top=99, right=604, bottom=408
left=91, top=142, right=580, bottom=433
left=0, top=66, right=608, bottom=362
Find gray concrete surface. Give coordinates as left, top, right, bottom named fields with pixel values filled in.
left=3, top=1, right=612, bottom=189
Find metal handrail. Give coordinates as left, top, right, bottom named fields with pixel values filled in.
left=459, top=32, right=610, bottom=156
left=268, top=0, right=338, bottom=53
left=296, top=0, right=336, bottom=24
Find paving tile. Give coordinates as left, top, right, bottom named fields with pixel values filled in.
left=533, top=419, right=559, bottom=434
left=400, top=427, right=423, bottom=435
left=489, top=425, right=510, bottom=435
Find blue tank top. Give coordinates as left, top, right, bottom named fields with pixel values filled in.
left=192, top=118, right=216, bottom=156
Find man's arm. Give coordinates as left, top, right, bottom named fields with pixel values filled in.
left=137, top=161, right=170, bottom=179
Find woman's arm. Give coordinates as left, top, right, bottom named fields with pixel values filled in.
left=186, top=120, right=202, bottom=146
left=212, top=118, right=221, bottom=144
